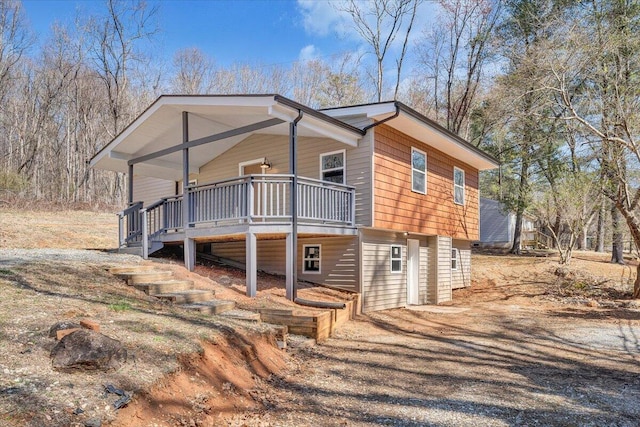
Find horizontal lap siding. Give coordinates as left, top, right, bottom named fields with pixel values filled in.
left=419, top=247, right=429, bottom=304
left=210, top=240, right=284, bottom=274
left=361, top=230, right=411, bottom=312
left=452, top=240, right=471, bottom=289
left=437, top=236, right=452, bottom=303
left=209, top=237, right=359, bottom=292
left=197, top=133, right=372, bottom=226
left=133, top=176, right=175, bottom=206
left=373, top=125, right=479, bottom=240
left=298, top=237, right=359, bottom=292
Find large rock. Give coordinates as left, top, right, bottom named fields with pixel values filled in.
left=48, top=321, right=81, bottom=338
left=50, top=330, right=127, bottom=372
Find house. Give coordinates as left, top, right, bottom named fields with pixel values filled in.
left=90, top=95, right=498, bottom=312
left=478, top=198, right=538, bottom=249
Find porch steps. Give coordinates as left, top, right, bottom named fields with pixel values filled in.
left=109, top=264, right=256, bottom=320
left=117, top=270, right=174, bottom=285
left=181, top=299, right=237, bottom=315
left=219, top=309, right=262, bottom=323
left=155, top=289, right=216, bottom=304
left=134, top=279, right=195, bottom=295
left=108, top=265, right=156, bottom=275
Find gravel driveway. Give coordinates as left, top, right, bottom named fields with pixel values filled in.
left=225, top=296, right=640, bottom=426
left=0, top=248, right=141, bottom=267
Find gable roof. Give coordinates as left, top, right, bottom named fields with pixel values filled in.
left=89, top=94, right=364, bottom=180
left=90, top=95, right=498, bottom=180
left=322, top=101, right=499, bottom=171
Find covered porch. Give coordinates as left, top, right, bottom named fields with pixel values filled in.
left=90, top=95, right=364, bottom=300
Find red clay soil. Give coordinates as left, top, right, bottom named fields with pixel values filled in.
left=109, top=330, right=289, bottom=427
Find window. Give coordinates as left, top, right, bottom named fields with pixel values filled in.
left=454, top=167, right=465, bottom=205
left=320, top=150, right=345, bottom=184
left=451, top=248, right=459, bottom=270
left=390, top=245, right=402, bottom=273
left=411, top=148, right=426, bottom=194
left=303, top=245, right=321, bottom=274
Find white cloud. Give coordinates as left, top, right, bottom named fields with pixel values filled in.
left=296, top=0, right=351, bottom=38
left=298, top=44, right=319, bottom=63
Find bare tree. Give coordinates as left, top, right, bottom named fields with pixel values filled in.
left=338, top=0, right=419, bottom=101
left=85, top=0, right=158, bottom=138
left=314, top=52, right=367, bottom=108
left=534, top=170, right=599, bottom=264
left=0, top=0, right=33, bottom=103
left=548, top=0, right=640, bottom=295
left=171, top=47, right=215, bottom=94
left=416, top=0, right=501, bottom=137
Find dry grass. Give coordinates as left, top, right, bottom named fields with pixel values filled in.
left=0, top=209, right=118, bottom=249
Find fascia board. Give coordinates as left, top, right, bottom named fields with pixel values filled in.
left=323, top=103, right=397, bottom=119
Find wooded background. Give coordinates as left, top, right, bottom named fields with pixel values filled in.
left=1, top=0, right=640, bottom=271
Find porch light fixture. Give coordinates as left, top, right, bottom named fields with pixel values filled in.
left=260, top=158, right=272, bottom=170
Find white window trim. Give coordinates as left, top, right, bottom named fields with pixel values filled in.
left=319, top=149, right=346, bottom=184
left=451, top=248, right=459, bottom=271
left=454, top=167, right=465, bottom=205
left=411, top=147, right=427, bottom=195
left=302, top=244, right=321, bottom=274
left=239, top=157, right=268, bottom=176
left=390, top=245, right=403, bottom=274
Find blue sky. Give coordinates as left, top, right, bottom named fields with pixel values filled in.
left=23, top=0, right=357, bottom=65
left=21, top=0, right=373, bottom=67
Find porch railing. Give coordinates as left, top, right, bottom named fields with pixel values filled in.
left=117, top=201, right=143, bottom=247
left=125, top=174, right=355, bottom=256
left=187, top=174, right=355, bottom=226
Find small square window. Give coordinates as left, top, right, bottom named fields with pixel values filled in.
left=303, top=245, right=321, bottom=274
left=391, top=245, right=402, bottom=273
left=321, top=151, right=345, bottom=184
left=451, top=248, right=458, bottom=270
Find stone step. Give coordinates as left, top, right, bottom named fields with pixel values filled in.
left=134, top=280, right=195, bottom=295
left=181, top=299, right=236, bottom=315
left=155, top=289, right=216, bottom=304
left=219, top=308, right=261, bottom=322
left=108, top=265, right=155, bottom=275
left=116, top=270, right=174, bottom=285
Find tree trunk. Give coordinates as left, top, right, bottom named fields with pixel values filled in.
left=611, top=203, right=624, bottom=264
left=511, top=211, right=523, bottom=254
left=595, top=197, right=605, bottom=252
left=510, top=156, right=530, bottom=255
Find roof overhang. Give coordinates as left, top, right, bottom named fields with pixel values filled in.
left=322, top=102, right=499, bottom=171
left=90, top=95, right=364, bottom=180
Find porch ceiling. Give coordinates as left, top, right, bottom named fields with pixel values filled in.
left=90, top=95, right=363, bottom=180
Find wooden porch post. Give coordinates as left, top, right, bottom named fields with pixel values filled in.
left=246, top=231, right=257, bottom=297
left=288, top=111, right=303, bottom=300
left=182, top=111, right=195, bottom=271
left=285, top=232, right=293, bottom=298
left=128, top=163, right=134, bottom=205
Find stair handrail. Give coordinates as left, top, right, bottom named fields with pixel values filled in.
left=117, top=201, right=143, bottom=247
left=141, top=207, right=149, bottom=259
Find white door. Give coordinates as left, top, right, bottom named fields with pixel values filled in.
left=407, top=239, right=420, bottom=305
